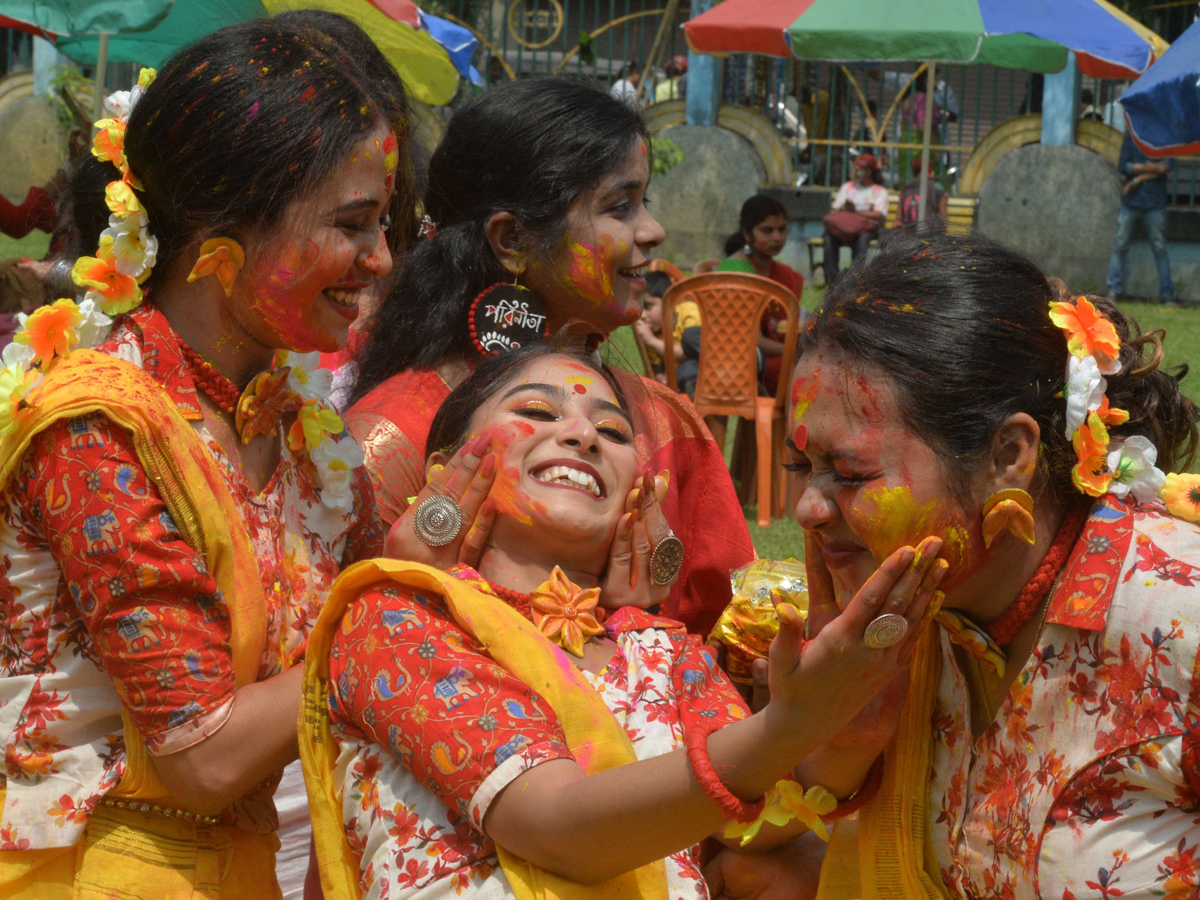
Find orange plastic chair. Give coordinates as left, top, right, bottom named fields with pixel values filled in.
left=692, top=258, right=720, bottom=275
left=661, top=272, right=800, bottom=528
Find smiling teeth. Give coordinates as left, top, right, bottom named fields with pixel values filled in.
left=534, top=466, right=601, bottom=497
left=326, top=289, right=357, bottom=307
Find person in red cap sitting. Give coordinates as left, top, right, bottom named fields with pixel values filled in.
left=822, top=153, right=888, bottom=286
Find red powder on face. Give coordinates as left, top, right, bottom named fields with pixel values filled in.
left=854, top=375, right=883, bottom=422
left=792, top=424, right=808, bottom=451
left=573, top=384, right=586, bottom=394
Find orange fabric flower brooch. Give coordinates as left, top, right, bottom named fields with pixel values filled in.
left=531, top=566, right=605, bottom=656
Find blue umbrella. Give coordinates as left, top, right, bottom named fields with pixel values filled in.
left=1121, top=18, right=1200, bottom=158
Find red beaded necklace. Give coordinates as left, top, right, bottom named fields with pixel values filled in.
left=487, top=580, right=531, bottom=618
left=984, top=502, right=1090, bottom=647
left=178, top=340, right=242, bottom=415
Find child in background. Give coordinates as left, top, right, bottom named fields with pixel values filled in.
left=634, top=269, right=700, bottom=396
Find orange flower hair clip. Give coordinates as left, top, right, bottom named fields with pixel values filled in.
left=1047, top=295, right=1185, bottom=514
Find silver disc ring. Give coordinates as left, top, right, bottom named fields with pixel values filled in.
left=649, top=532, right=684, bottom=586
left=863, top=613, right=909, bottom=650
left=413, top=496, right=463, bottom=547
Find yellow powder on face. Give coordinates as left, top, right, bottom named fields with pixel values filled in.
left=856, top=485, right=971, bottom=574
left=790, top=369, right=819, bottom=429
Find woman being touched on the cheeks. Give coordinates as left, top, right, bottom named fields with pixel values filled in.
left=718, top=226, right=1200, bottom=900
left=301, top=343, right=947, bottom=900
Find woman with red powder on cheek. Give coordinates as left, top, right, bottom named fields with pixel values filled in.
left=302, top=343, right=942, bottom=900
left=720, top=226, right=1200, bottom=900
left=345, top=77, right=754, bottom=637
left=0, top=16, right=413, bottom=897
left=715, top=194, right=804, bottom=396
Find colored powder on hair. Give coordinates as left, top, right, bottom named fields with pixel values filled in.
left=244, top=100, right=260, bottom=124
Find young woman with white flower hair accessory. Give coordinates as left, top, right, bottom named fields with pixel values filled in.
left=0, top=14, right=411, bottom=897
left=711, top=225, right=1200, bottom=899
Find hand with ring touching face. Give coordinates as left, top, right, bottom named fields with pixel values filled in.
left=385, top=430, right=499, bottom=569
left=601, top=466, right=679, bottom=610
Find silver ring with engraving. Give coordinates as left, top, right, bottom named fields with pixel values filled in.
left=413, top=495, right=463, bottom=547
left=649, top=531, right=684, bottom=586
left=863, top=613, right=909, bottom=650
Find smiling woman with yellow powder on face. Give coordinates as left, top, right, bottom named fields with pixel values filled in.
left=345, top=77, right=754, bottom=637
left=726, top=226, right=1200, bottom=900
left=0, top=16, right=411, bottom=898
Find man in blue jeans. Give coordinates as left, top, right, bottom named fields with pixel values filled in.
left=1106, top=133, right=1175, bottom=305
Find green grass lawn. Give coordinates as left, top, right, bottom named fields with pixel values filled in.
left=605, top=288, right=1200, bottom=561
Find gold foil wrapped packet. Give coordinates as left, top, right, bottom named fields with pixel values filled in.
left=708, top=559, right=809, bottom=684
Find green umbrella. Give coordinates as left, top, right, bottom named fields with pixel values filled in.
left=52, top=0, right=268, bottom=68
left=0, top=0, right=173, bottom=36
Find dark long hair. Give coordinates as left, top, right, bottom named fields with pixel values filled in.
left=802, top=226, right=1198, bottom=506
left=425, top=341, right=630, bottom=459
left=724, top=192, right=786, bottom=258
left=350, top=76, right=649, bottom=405
left=123, top=15, right=413, bottom=288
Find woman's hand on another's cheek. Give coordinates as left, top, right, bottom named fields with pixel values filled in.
left=765, top=536, right=947, bottom=748
left=385, top=429, right=498, bottom=568
left=601, top=470, right=670, bottom=609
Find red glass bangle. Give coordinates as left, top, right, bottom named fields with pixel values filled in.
left=684, top=724, right=765, bottom=824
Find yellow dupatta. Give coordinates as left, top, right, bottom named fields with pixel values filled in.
left=816, top=630, right=950, bottom=899
left=301, top=559, right=670, bottom=900
left=0, top=350, right=268, bottom=892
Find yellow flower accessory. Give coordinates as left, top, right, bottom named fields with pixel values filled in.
left=105, top=181, right=141, bottom=219
left=1161, top=473, right=1200, bottom=522
left=531, top=566, right=605, bottom=656
left=187, top=238, right=246, bottom=298
left=0, top=363, right=39, bottom=442
left=722, top=780, right=838, bottom=847
left=287, top=397, right=345, bottom=454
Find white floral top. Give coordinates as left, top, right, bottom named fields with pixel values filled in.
left=930, top=497, right=1200, bottom=899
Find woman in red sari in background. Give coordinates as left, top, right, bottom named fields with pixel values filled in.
left=345, top=77, right=753, bottom=635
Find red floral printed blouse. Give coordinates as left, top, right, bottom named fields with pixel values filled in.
left=328, top=564, right=752, bottom=900
left=0, top=304, right=381, bottom=850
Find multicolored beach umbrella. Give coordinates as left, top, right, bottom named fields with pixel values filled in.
left=1120, top=18, right=1200, bottom=158
left=685, top=0, right=1166, bottom=78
